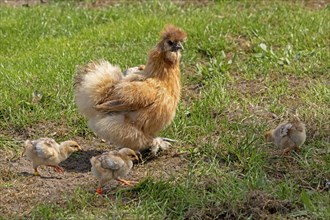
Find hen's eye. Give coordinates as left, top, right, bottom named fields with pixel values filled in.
left=167, top=40, right=174, bottom=46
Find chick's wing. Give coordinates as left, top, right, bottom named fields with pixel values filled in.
left=99, top=153, right=126, bottom=170
left=279, top=123, right=293, bottom=137
left=33, top=141, right=57, bottom=160
left=95, top=79, right=158, bottom=112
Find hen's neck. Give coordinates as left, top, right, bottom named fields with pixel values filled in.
left=144, top=49, right=181, bottom=95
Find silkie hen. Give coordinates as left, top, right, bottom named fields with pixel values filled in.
left=24, top=138, right=81, bottom=176
left=90, top=148, right=139, bottom=195
left=74, top=25, right=186, bottom=155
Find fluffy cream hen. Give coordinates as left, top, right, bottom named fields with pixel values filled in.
left=90, top=148, right=139, bottom=195
left=24, top=138, right=81, bottom=176
left=74, top=25, right=186, bottom=155
left=265, top=120, right=306, bottom=155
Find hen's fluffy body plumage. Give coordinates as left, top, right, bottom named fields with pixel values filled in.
left=74, top=25, right=186, bottom=153
left=265, top=120, right=306, bottom=154
left=24, top=138, right=81, bottom=175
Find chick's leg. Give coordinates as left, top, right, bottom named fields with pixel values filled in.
left=282, top=142, right=300, bottom=156
left=96, top=187, right=103, bottom=195
left=116, top=178, right=137, bottom=186
left=33, top=167, right=40, bottom=176
left=46, top=165, right=65, bottom=173
left=96, top=179, right=108, bottom=195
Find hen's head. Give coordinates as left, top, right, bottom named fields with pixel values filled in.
left=156, top=24, right=187, bottom=63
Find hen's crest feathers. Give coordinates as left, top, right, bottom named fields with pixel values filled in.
left=161, top=24, right=187, bottom=42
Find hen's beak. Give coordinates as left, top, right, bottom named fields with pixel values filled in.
left=171, top=42, right=183, bottom=52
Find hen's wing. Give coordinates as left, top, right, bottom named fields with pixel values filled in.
left=95, top=79, right=158, bottom=112
left=99, top=152, right=126, bottom=170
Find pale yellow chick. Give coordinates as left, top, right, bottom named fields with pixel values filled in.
left=90, top=148, right=139, bottom=195
left=265, top=120, right=306, bottom=155
left=24, top=138, right=82, bottom=176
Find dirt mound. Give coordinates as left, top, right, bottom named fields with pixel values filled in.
left=184, top=190, right=294, bottom=220
left=243, top=190, right=294, bottom=219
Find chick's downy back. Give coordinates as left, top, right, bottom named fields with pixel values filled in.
left=90, top=148, right=137, bottom=182
left=266, top=120, right=306, bottom=149
left=24, top=138, right=81, bottom=168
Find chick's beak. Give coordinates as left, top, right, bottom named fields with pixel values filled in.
left=77, top=145, right=82, bottom=151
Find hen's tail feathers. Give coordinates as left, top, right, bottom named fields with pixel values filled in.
left=74, top=60, right=122, bottom=88
left=74, top=60, right=122, bottom=118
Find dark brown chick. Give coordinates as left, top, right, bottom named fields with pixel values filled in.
left=265, top=120, right=306, bottom=155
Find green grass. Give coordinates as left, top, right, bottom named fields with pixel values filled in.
left=1, top=0, right=329, bottom=219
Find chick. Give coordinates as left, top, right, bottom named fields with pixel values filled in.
left=265, top=120, right=306, bottom=155
left=90, top=148, right=139, bottom=195
left=24, top=138, right=81, bottom=176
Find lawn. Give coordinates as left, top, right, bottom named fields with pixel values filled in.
left=0, top=0, right=329, bottom=219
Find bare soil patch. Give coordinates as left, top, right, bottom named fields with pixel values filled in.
left=184, top=190, right=294, bottom=220
left=302, top=0, right=330, bottom=9
left=0, top=130, right=188, bottom=218
left=0, top=0, right=45, bottom=7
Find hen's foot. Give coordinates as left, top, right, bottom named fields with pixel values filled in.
left=150, top=137, right=175, bottom=156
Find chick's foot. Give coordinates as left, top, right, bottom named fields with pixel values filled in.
left=96, top=187, right=103, bottom=195
left=47, top=165, right=65, bottom=173
left=117, top=178, right=137, bottom=186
